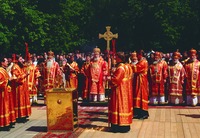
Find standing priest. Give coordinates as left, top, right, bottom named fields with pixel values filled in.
left=108, top=52, right=133, bottom=133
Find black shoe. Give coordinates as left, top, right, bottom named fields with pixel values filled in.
left=109, top=128, right=118, bottom=133
left=0, top=126, right=10, bottom=131
left=119, top=126, right=130, bottom=133
left=139, top=115, right=149, bottom=120
left=133, top=115, right=140, bottom=119
left=17, top=117, right=29, bottom=123
left=110, top=124, right=119, bottom=133
left=143, top=115, right=149, bottom=119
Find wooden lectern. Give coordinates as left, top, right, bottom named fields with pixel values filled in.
left=46, top=88, right=78, bottom=132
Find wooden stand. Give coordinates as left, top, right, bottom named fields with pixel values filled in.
left=46, top=88, right=78, bottom=132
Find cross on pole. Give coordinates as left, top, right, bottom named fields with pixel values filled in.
left=99, top=26, right=118, bottom=51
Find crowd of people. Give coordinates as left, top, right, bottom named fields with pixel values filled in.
left=0, top=47, right=199, bottom=132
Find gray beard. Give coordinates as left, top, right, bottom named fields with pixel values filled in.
left=47, top=60, right=53, bottom=68
left=173, top=60, right=179, bottom=64
left=132, top=61, right=138, bottom=65
left=94, top=57, right=99, bottom=61
left=191, top=58, right=196, bottom=62
left=153, top=60, right=159, bottom=64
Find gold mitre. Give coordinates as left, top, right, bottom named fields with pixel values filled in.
left=154, top=51, right=161, bottom=58
left=131, top=51, right=137, bottom=59
left=172, top=49, right=181, bottom=59
left=189, top=48, right=197, bottom=56
left=48, top=50, right=54, bottom=56
left=93, top=47, right=101, bottom=54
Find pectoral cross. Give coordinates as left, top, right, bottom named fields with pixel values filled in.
left=99, top=26, right=118, bottom=51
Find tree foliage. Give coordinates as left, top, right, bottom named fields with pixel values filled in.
left=0, top=0, right=200, bottom=55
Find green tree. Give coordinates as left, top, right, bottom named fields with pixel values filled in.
left=36, top=0, right=87, bottom=53
left=0, top=0, right=200, bottom=54
left=0, top=0, right=47, bottom=54
left=0, top=0, right=88, bottom=55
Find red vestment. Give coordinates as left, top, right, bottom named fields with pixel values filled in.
left=37, top=62, right=45, bottom=96
left=185, top=59, right=200, bottom=96
left=64, top=61, right=79, bottom=89
left=22, top=65, right=31, bottom=116
left=89, top=57, right=108, bottom=95
left=109, top=63, right=133, bottom=126
left=27, top=64, right=41, bottom=97
left=81, top=61, right=90, bottom=99
left=132, top=58, right=149, bottom=111
left=11, top=63, right=31, bottom=118
left=6, top=63, right=16, bottom=123
left=149, top=60, right=168, bottom=96
left=42, top=59, right=61, bottom=96
left=125, top=63, right=133, bottom=112
left=0, top=67, right=11, bottom=127
left=168, top=61, right=186, bottom=96
left=7, top=85, right=16, bottom=124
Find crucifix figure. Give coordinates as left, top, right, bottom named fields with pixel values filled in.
left=99, top=26, right=118, bottom=51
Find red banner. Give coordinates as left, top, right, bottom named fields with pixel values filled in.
left=112, top=39, right=116, bottom=54
left=25, top=42, right=29, bottom=61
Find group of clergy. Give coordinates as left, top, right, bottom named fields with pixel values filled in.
left=108, top=48, right=200, bottom=133
left=0, top=47, right=199, bottom=133
left=0, top=53, right=41, bottom=131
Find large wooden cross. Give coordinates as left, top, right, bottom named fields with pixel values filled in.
left=99, top=26, right=118, bottom=51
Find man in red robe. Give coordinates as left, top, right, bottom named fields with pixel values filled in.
left=64, top=55, right=79, bottom=89
left=185, top=48, right=200, bottom=106
left=108, top=52, right=133, bottom=133
left=168, top=51, right=186, bottom=105
left=6, top=56, right=16, bottom=127
left=131, top=50, right=149, bottom=119
left=26, top=53, right=41, bottom=105
left=11, top=55, right=30, bottom=122
left=41, top=51, right=61, bottom=103
left=88, top=47, right=108, bottom=102
left=36, top=57, right=45, bottom=97
left=0, top=57, right=12, bottom=130
left=129, top=51, right=138, bottom=65
left=81, top=54, right=91, bottom=102
left=148, top=51, right=168, bottom=105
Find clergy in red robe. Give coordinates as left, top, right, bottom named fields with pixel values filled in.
left=148, top=51, right=168, bottom=105
left=108, top=52, right=133, bottom=133
left=0, top=57, right=11, bottom=130
left=185, top=48, right=200, bottom=106
left=64, top=55, right=79, bottom=89
left=11, top=55, right=30, bottom=122
left=131, top=50, right=149, bottom=119
left=88, top=47, right=108, bottom=102
left=81, top=54, right=91, bottom=102
left=26, top=54, right=41, bottom=104
left=6, top=58, right=16, bottom=127
left=168, top=51, right=186, bottom=105
left=36, top=57, right=45, bottom=97
left=129, top=51, right=138, bottom=65
left=41, top=51, right=61, bottom=103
